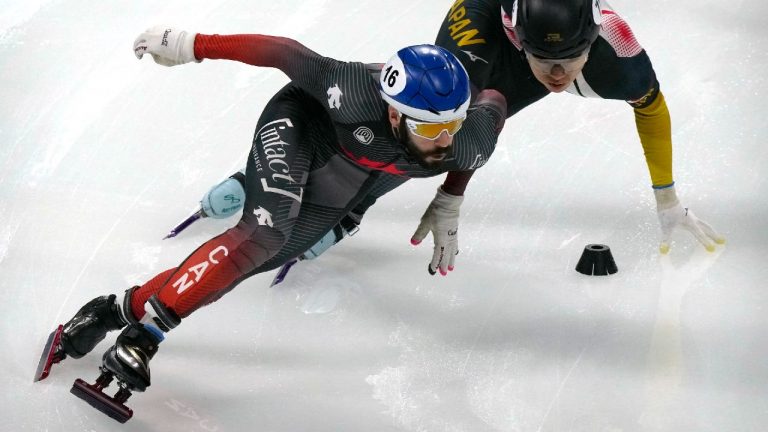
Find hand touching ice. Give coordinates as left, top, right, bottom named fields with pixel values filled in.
left=411, top=187, right=463, bottom=276
left=654, top=185, right=725, bottom=254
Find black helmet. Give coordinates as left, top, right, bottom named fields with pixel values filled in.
left=504, top=0, right=602, bottom=59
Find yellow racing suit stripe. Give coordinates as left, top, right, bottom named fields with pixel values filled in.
left=634, top=91, right=673, bottom=187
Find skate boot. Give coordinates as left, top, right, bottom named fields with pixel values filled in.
left=34, top=287, right=138, bottom=382
left=101, top=323, right=161, bottom=392
left=61, top=288, right=139, bottom=358
left=70, top=295, right=180, bottom=422
left=69, top=324, right=161, bottom=423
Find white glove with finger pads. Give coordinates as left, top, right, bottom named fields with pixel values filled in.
left=133, top=26, right=200, bottom=66
left=411, top=187, right=463, bottom=276
left=654, top=185, right=725, bottom=254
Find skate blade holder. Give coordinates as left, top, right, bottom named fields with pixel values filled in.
left=71, top=370, right=134, bottom=423
left=34, top=325, right=65, bottom=382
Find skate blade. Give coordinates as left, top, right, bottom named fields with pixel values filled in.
left=34, top=325, right=64, bottom=382
left=163, top=209, right=203, bottom=239
left=71, top=378, right=133, bottom=423
left=270, top=258, right=299, bottom=287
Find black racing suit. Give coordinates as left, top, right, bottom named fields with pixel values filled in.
left=129, top=34, right=505, bottom=319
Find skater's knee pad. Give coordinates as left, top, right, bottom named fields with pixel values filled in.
left=201, top=175, right=246, bottom=219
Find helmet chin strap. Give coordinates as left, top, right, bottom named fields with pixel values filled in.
left=394, top=115, right=415, bottom=161
left=390, top=119, right=401, bottom=141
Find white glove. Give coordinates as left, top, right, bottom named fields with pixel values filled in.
left=411, top=187, right=463, bottom=276
left=654, top=185, right=725, bottom=254
left=133, top=26, right=200, bottom=66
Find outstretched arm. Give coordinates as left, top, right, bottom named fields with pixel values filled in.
left=133, top=27, right=337, bottom=95
left=411, top=89, right=507, bottom=276
left=633, top=88, right=673, bottom=188
left=632, top=89, right=725, bottom=253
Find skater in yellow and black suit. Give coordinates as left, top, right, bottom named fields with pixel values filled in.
left=411, top=0, right=725, bottom=259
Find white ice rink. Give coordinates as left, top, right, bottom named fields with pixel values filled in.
left=2, top=0, right=767, bottom=430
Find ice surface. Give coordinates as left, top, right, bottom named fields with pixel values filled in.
left=2, top=0, right=767, bottom=431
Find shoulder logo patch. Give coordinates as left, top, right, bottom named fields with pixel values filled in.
left=353, top=126, right=374, bottom=145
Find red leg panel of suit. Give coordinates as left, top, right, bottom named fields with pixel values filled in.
left=131, top=220, right=279, bottom=319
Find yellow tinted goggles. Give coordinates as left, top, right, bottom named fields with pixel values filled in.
left=405, top=116, right=466, bottom=140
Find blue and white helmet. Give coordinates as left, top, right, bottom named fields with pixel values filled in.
left=379, top=44, right=470, bottom=123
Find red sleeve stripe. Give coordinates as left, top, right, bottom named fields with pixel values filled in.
left=599, top=10, right=643, bottom=58
left=500, top=6, right=523, bottom=51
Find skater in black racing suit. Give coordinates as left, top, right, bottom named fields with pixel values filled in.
left=38, top=26, right=506, bottom=416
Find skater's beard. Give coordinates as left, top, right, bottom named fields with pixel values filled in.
left=393, top=116, right=452, bottom=170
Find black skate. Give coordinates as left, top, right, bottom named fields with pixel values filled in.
left=71, top=323, right=161, bottom=423
left=34, top=290, right=136, bottom=382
